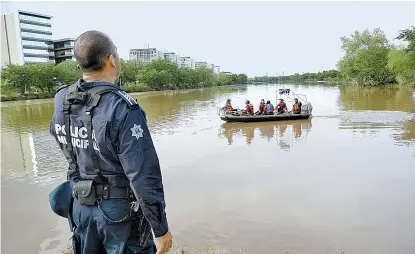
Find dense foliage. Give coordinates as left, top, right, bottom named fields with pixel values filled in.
left=1, top=61, right=81, bottom=95
left=337, top=28, right=394, bottom=85
left=1, top=59, right=248, bottom=100
left=2, top=26, right=414, bottom=101
left=387, top=26, right=415, bottom=86
left=253, top=70, right=340, bottom=84
left=253, top=27, right=415, bottom=86
left=118, top=59, right=247, bottom=91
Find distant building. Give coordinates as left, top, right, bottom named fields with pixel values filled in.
left=163, top=52, right=180, bottom=65
left=221, top=71, right=232, bottom=76
left=1, top=10, right=55, bottom=66
left=180, top=56, right=195, bottom=69
left=1, top=13, right=20, bottom=67
left=18, top=10, right=54, bottom=64
left=53, top=38, right=75, bottom=64
left=213, top=65, right=221, bottom=75
left=195, top=61, right=208, bottom=69
left=129, top=48, right=164, bottom=63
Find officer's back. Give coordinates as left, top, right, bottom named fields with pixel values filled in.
left=50, top=30, right=173, bottom=254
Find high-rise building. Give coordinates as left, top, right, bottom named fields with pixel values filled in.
left=1, top=13, right=20, bottom=67
left=18, top=10, right=54, bottom=64
left=1, top=10, right=54, bottom=66
left=53, top=38, right=75, bottom=64
left=180, top=56, right=195, bottom=69
left=129, top=48, right=164, bottom=63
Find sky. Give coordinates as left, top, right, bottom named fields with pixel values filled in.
left=1, top=1, right=415, bottom=77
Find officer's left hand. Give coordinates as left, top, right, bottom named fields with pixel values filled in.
left=155, top=230, right=173, bottom=254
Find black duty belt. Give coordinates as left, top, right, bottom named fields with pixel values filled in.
left=95, top=184, right=134, bottom=200
left=72, top=181, right=134, bottom=201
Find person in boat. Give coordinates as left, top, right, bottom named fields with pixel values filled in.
left=265, top=100, right=274, bottom=115
left=255, top=99, right=266, bottom=115
left=243, top=100, right=254, bottom=115
left=223, top=98, right=234, bottom=111
left=292, top=98, right=302, bottom=114
left=276, top=99, right=287, bottom=114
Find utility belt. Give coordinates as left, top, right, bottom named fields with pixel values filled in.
left=72, top=180, right=134, bottom=206
left=71, top=180, right=153, bottom=249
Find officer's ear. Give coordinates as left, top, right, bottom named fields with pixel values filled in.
left=109, top=54, right=117, bottom=68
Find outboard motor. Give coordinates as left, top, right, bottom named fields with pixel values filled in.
left=302, top=102, right=313, bottom=114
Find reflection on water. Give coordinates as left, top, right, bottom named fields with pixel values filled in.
left=1, top=84, right=415, bottom=254
left=339, top=86, right=415, bottom=145
left=218, top=119, right=312, bottom=150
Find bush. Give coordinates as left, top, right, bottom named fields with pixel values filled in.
left=122, top=82, right=153, bottom=93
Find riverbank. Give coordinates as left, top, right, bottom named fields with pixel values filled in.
left=61, top=244, right=237, bottom=254
left=0, top=83, right=240, bottom=102
left=60, top=244, right=349, bottom=254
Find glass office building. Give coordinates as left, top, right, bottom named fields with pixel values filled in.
left=18, top=10, right=54, bottom=63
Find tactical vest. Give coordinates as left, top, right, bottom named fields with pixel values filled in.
left=60, top=82, right=139, bottom=183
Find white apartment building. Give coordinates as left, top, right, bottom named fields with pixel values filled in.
left=213, top=65, right=221, bottom=75
left=180, top=56, right=195, bottom=69
left=195, top=61, right=208, bottom=69
left=163, top=52, right=180, bottom=66
left=129, top=48, right=164, bottom=63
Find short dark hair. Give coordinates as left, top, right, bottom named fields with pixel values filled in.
left=74, top=30, right=116, bottom=72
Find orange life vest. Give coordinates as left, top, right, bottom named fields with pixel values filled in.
left=246, top=104, right=254, bottom=114
left=226, top=102, right=233, bottom=110
left=293, top=103, right=300, bottom=111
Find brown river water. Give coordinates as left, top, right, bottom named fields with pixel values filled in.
left=1, top=84, right=415, bottom=254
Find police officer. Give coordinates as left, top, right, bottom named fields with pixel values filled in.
left=50, top=30, right=172, bottom=254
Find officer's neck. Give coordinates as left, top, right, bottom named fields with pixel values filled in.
left=82, top=72, right=115, bottom=84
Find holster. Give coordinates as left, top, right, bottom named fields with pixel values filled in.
left=72, top=180, right=98, bottom=206
left=128, top=203, right=153, bottom=250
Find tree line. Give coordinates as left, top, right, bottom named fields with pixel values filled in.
left=117, top=59, right=248, bottom=92
left=1, top=58, right=248, bottom=100
left=253, top=26, right=415, bottom=86
left=253, top=70, right=340, bottom=84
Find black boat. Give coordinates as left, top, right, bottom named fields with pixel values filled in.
left=219, top=112, right=311, bottom=122
left=218, top=89, right=313, bottom=123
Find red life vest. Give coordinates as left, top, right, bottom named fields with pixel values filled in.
left=246, top=104, right=254, bottom=114
left=259, top=103, right=265, bottom=113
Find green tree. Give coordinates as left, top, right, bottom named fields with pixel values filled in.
left=117, top=59, right=143, bottom=86
left=218, top=73, right=233, bottom=85
left=30, top=63, right=56, bottom=93
left=1, top=65, right=31, bottom=93
left=194, top=66, right=216, bottom=87
left=137, top=59, right=179, bottom=90
left=387, top=26, right=415, bottom=85
left=396, top=26, right=415, bottom=53
left=54, top=60, right=81, bottom=84
left=338, top=28, right=394, bottom=85
left=236, top=74, right=248, bottom=84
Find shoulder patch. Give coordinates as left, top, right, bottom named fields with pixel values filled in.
left=114, top=90, right=139, bottom=109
